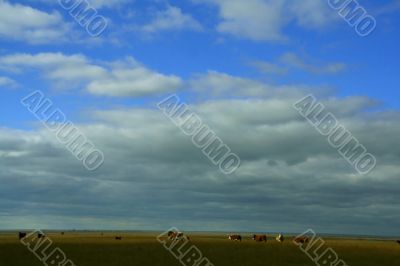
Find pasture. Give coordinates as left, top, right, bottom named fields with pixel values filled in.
left=0, top=233, right=399, bottom=266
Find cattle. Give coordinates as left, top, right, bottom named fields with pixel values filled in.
left=18, top=232, right=27, bottom=240
left=168, top=231, right=189, bottom=241
left=252, top=234, right=267, bottom=242
left=228, top=235, right=242, bottom=241
left=397, top=240, right=400, bottom=245
left=38, top=233, right=44, bottom=239
left=276, top=234, right=284, bottom=242
left=115, top=236, right=122, bottom=240
left=293, top=236, right=309, bottom=244
left=61, top=232, right=65, bottom=235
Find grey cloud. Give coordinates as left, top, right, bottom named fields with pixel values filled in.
left=1, top=84, right=399, bottom=236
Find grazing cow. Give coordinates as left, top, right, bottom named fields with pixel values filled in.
left=38, top=233, right=44, bottom=239
left=18, top=232, right=27, bottom=240
left=293, top=236, right=309, bottom=244
left=228, top=235, right=242, bottom=241
left=276, top=234, right=284, bottom=242
left=115, top=236, right=122, bottom=240
left=397, top=240, right=400, bottom=245
left=168, top=231, right=179, bottom=240
left=61, top=232, right=65, bottom=235
left=252, top=234, right=267, bottom=242
left=168, top=231, right=190, bottom=241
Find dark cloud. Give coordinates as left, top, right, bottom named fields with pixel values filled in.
left=0, top=82, right=399, bottom=237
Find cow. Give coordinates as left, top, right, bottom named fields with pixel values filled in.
left=293, top=236, right=309, bottom=244
left=276, top=234, right=284, bottom=242
left=168, top=230, right=190, bottom=241
left=228, top=235, right=242, bottom=241
left=18, top=232, right=27, bottom=240
left=252, top=234, right=267, bottom=242
left=397, top=240, right=400, bottom=245
left=38, top=233, right=44, bottom=239
left=61, top=232, right=65, bottom=236
left=115, top=236, right=122, bottom=240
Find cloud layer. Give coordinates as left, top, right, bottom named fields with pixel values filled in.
left=1, top=70, right=399, bottom=235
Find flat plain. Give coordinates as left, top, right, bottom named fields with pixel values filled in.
left=0, top=233, right=399, bottom=266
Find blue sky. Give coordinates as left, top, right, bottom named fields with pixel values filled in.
left=0, top=0, right=399, bottom=236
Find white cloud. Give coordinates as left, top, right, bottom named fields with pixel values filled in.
left=189, top=71, right=273, bottom=97
left=28, top=0, right=129, bottom=9
left=288, top=0, right=338, bottom=28
left=247, top=60, right=288, bottom=75
left=198, top=0, right=287, bottom=41
left=83, top=0, right=129, bottom=8
left=87, top=58, right=183, bottom=97
left=0, top=0, right=72, bottom=44
left=249, top=52, right=346, bottom=75
left=194, top=0, right=337, bottom=41
left=140, top=5, right=203, bottom=33
left=280, top=52, right=347, bottom=74
left=0, top=76, right=17, bottom=88
left=0, top=53, right=182, bottom=97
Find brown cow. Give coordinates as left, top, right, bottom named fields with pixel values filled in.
left=293, top=236, right=309, bottom=244
left=252, top=234, right=267, bottom=242
left=228, top=235, right=242, bottom=241
left=168, top=231, right=189, bottom=241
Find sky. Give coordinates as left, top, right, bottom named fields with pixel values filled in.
left=0, top=0, right=399, bottom=236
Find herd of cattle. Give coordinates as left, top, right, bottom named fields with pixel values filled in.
left=17, top=232, right=400, bottom=245
left=228, top=234, right=301, bottom=243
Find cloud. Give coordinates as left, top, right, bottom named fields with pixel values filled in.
left=247, top=60, right=288, bottom=75
left=82, top=0, right=129, bottom=8
left=194, top=0, right=337, bottom=41
left=249, top=53, right=346, bottom=75
left=140, top=5, right=203, bottom=33
left=189, top=71, right=273, bottom=98
left=196, top=0, right=287, bottom=41
left=0, top=53, right=182, bottom=97
left=0, top=79, right=399, bottom=234
left=280, top=52, right=347, bottom=74
left=86, top=57, right=183, bottom=97
left=26, top=0, right=129, bottom=8
left=0, top=0, right=73, bottom=44
left=288, top=0, right=338, bottom=29
left=0, top=76, right=18, bottom=88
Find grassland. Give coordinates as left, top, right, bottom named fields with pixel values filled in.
left=0, top=232, right=399, bottom=266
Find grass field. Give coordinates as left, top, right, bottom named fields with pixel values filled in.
left=0, top=232, right=399, bottom=266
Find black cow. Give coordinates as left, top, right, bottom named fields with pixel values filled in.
left=115, top=236, right=122, bottom=240
left=397, top=240, right=400, bottom=245
left=18, top=232, right=27, bottom=240
left=38, top=233, right=44, bottom=239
